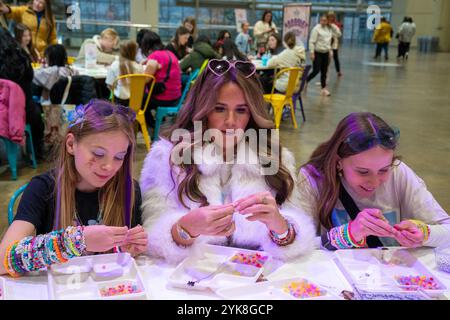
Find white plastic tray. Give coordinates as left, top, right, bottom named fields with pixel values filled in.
left=0, top=277, right=6, bottom=300
left=47, top=253, right=149, bottom=300
left=169, top=244, right=273, bottom=291
left=335, top=248, right=447, bottom=297
left=216, top=277, right=341, bottom=300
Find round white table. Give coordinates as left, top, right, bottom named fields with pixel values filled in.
left=1, top=247, right=449, bottom=300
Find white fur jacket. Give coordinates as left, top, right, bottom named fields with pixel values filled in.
left=140, top=139, right=315, bottom=264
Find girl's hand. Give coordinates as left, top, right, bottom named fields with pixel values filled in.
left=178, top=204, right=235, bottom=237
left=392, top=220, right=424, bottom=248
left=84, top=225, right=128, bottom=252
left=121, top=225, right=148, bottom=256
left=350, top=208, right=396, bottom=242
left=310, top=52, right=315, bottom=61
left=234, top=191, right=287, bottom=234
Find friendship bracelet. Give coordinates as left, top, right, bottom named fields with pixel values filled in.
left=5, top=226, right=86, bottom=277
left=408, top=219, right=430, bottom=243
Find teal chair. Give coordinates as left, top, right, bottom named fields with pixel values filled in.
left=8, top=183, right=28, bottom=225
left=0, top=124, right=37, bottom=180
left=153, top=69, right=200, bottom=141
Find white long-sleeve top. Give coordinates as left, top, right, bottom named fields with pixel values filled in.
left=297, top=162, right=450, bottom=248
left=253, top=21, right=278, bottom=45
left=309, top=24, right=342, bottom=53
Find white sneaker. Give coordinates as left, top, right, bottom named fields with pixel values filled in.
left=321, top=88, right=331, bottom=96
left=315, top=81, right=321, bottom=86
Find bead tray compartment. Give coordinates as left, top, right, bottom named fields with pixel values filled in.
left=169, top=244, right=272, bottom=291
left=335, top=248, right=447, bottom=297
left=216, top=277, right=337, bottom=300
left=0, top=277, right=6, bottom=300
left=47, top=253, right=148, bottom=300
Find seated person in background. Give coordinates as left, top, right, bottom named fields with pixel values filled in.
left=267, top=33, right=285, bottom=56
left=106, top=40, right=144, bottom=106
left=136, top=28, right=151, bottom=63
left=235, top=22, right=253, bottom=56
left=14, top=22, right=40, bottom=63
left=267, top=31, right=306, bottom=93
left=213, top=30, right=231, bottom=55
left=0, top=27, right=44, bottom=158
left=140, top=59, right=315, bottom=264
left=298, top=112, right=450, bottom=250
left=76, top=28, right=120, bottom=65
left=166, top=26, right=190, bottom=60
left=179, top=35, right=221, bottom=73
left=140, top=31, right=181, bottom=127
left=0, top=99, right=148, bottom=277
left=33, top=44, right=78, bottom=104
left=220, top=38, right=247, bottom=61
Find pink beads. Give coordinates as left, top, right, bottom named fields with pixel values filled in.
left=99, top=282, right=142, bottom=297
left=396, top=275, right=441, bottom=290
left=230, top=252, right=268, bottom=268
left=283, top=280, right=325, bottom=299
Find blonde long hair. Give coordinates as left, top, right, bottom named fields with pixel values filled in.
left=53, top=100, right=136, bottom=229
left=164, top=63, right=294, bottom=208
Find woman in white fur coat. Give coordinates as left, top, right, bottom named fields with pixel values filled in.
left=140, top=59, right=315, bottom=264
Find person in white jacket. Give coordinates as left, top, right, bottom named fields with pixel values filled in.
left=397, top=17, right=416, bottom=60
left=307, top=15, right=341, bottom=96
left=140, top=59, right=315, bottom=264
left=267, top=31, right=306, bottom=93
left=297, top=112, right=450, bottom=250
left=253, top=10, right=278, bottom=54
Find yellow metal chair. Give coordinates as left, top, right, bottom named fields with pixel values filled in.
left=263, top=67, right=302, bottom=129
left=111, top=74, right=156, bottom=151
left=67, top=56, right=76, bottom=65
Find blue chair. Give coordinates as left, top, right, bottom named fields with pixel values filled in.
left=153, top=69, right=200, bottom=141
left=8, top=183, right=28, bottom=225
left=291, top=65, right=312, bottom=123
left=0, top=124, right=37, bottom=180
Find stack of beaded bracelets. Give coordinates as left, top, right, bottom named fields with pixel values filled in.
left=3, top=226, right=86, bottom=278
left=408, top=219, right=431, bottom=242
left=328, top=221, right=367, bottom=250
left=269, top=220, right=296, bottom=246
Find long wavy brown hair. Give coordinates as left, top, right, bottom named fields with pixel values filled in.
left=53, top=100, right=136, bottom=229
left=302, top=112, right=400, bottom=230
left=163, top=63, right=295, bottom=208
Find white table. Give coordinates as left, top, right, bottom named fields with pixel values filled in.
left=72, top=64, right=108, bottom=80
left=251, top=59, right=275, bottom=71
left=2, top=247, right=449, bottom=300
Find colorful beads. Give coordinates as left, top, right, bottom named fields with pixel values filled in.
left=99, top=282, right=142, bottom=297
left=230, top=252, right=268, bottom=268
left=395, top=275, right=441, bottom=290
left=282, top=280, right=325, bottom=299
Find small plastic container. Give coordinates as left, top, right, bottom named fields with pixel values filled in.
left=435, top=245, right=450, bottom=273
left=0, top=277, right=6, bottom=300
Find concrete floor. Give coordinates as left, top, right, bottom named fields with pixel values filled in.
left=1, top=44, right=450, bottom=235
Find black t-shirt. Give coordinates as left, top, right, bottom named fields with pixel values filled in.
left=14, top=171, right=143, bottom=235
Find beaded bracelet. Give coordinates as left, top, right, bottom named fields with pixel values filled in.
left=408, top=219, right=430, bottom=242
left=4, top=226, right=86, bottom=277
left=269, top=220, right=296, bottom=246
left=328, top=223, right=367, bottom=250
